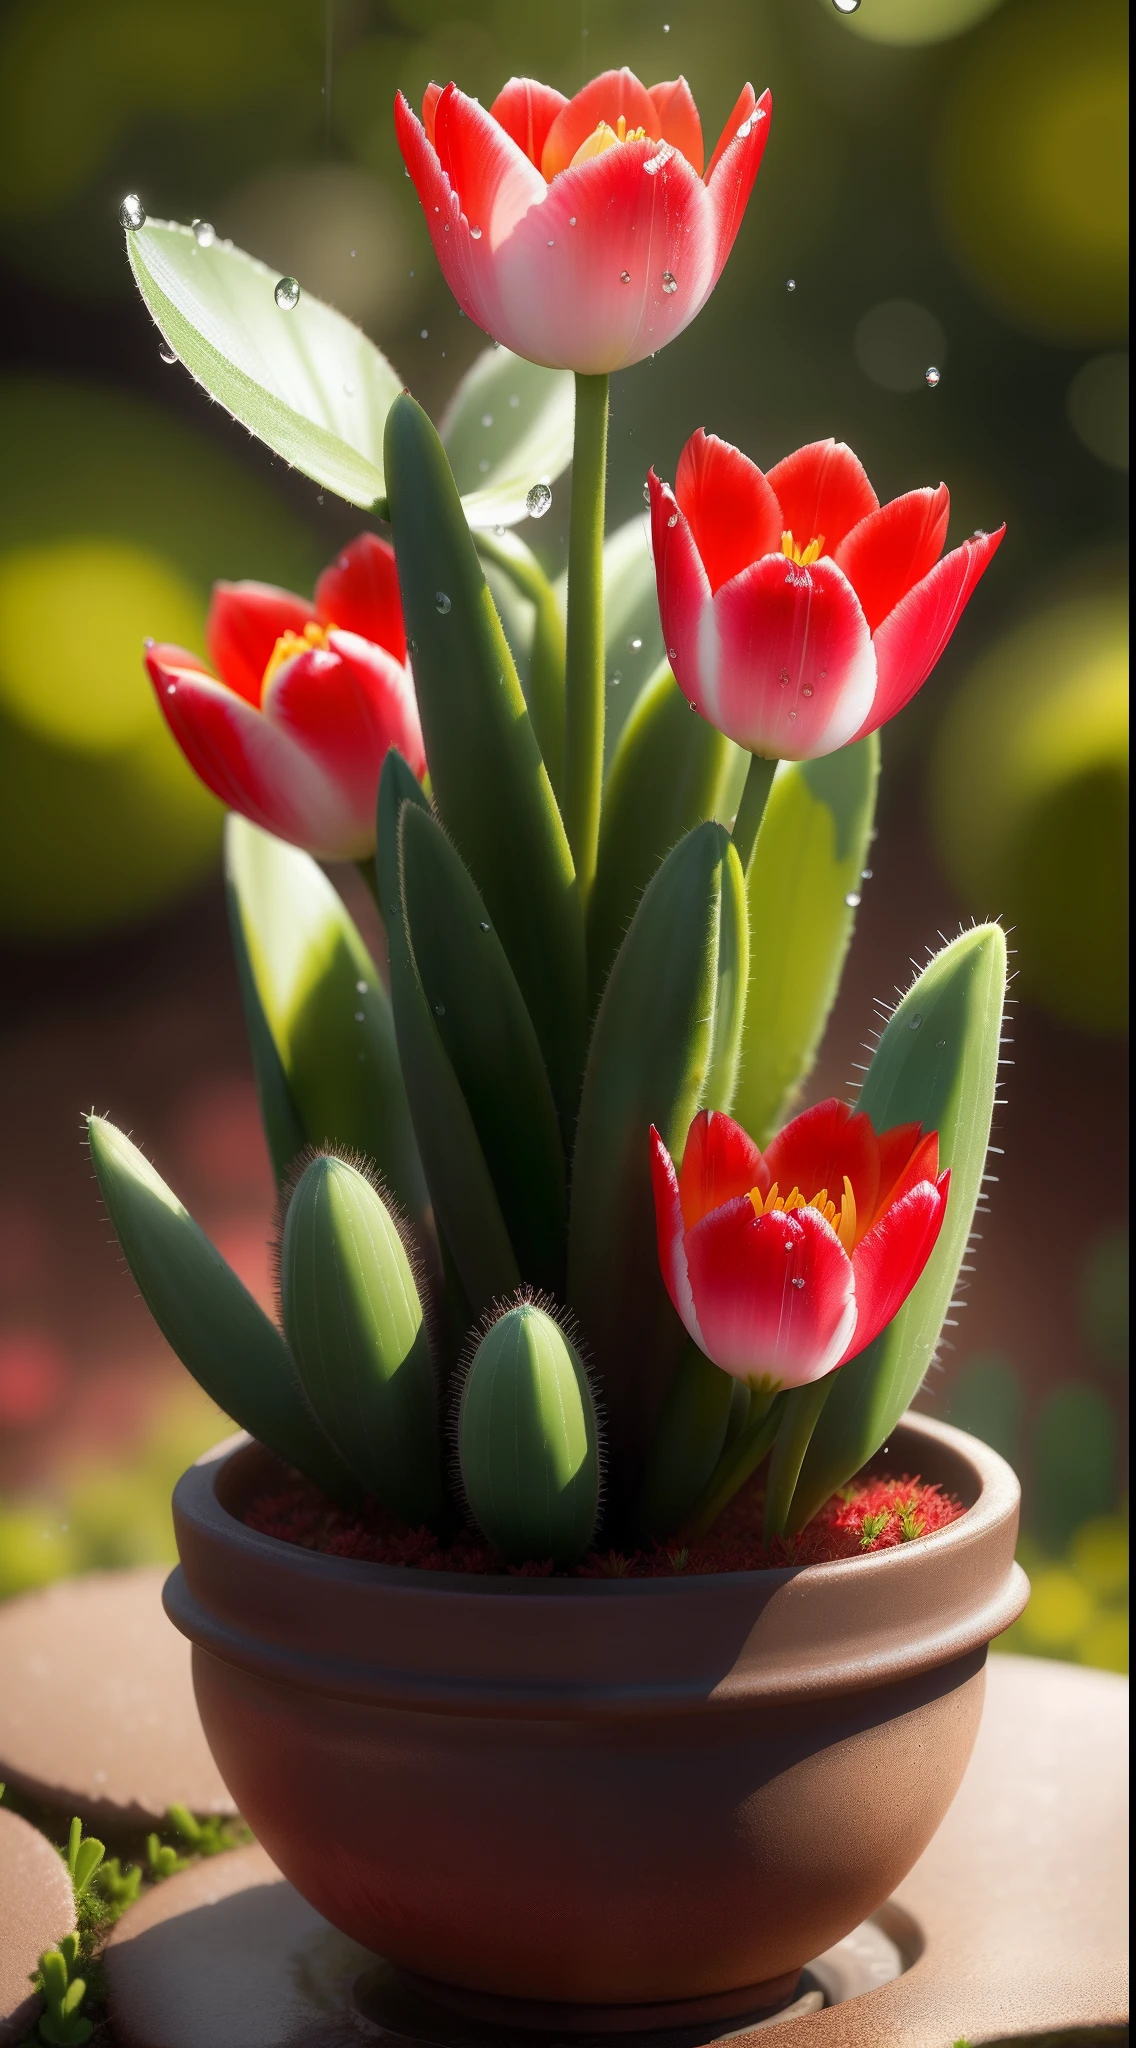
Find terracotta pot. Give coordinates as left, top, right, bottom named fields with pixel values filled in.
left=166, top=1412, right=1027, bottom=2033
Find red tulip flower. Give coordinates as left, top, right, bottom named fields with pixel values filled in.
left=395, top=69, right=771, bottom=373
left=650, top=1101, right=949, bottom=1389
left=649, top=432, right=1004, bottom=760
left=145, top=534, right=425, bottom=861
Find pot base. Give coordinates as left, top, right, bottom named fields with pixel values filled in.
left=391, top=1965, right=804, bottom=2035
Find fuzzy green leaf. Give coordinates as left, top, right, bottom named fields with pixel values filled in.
left=384, top=394, right=585, bottom=1125
left=733, top=738, right=880, bottom=1147
left=568, top=822, right=749, bottom=1515
left=125, top=221, right=401, bottom=508
left=225, top=818, right=427, bottom=1231
left=439, top=345, right=574, bottom=529
left=458, top=1303, right=600, bottom=1566
left=785, top=924, right=1008, bottom=1530
left=87, top=1116, right=355, bottom=1499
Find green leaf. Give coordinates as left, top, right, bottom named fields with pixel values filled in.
left=477, top=529, right=567, bottom=801
left=400, top=801, right=567, bottom=1295
left=784, top=924, right=1008, bottom=1531
left=458, top=1303, right=601, bottom=1567
left=377, top=752, right=520, bottom=1317
left=439, top=345, right=574, bottom=529
left=225, top=818, right=427, bottom=1232
left=568, top=823, right=749, bottom=1516
left=588, top=662, right=742, bottom=1007
left=636, top=1343, right=738, bottom=1541
left=87, top=1116, right=356, bottom=1500
left=732, top=738, right=880, bottom=1147
left=554, top=513, right=666, bottom=767
left=384, top=394, right=586, bottom=1127
left=69, top=1834, right=105, bottom=1900
left=125, top=221, right=401, bottom=509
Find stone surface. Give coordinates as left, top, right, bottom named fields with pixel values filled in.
left=0, top=1568, right=235, bottom=1827
left=101, top=1656, right=1128, bottom=2048
left=0, top=1805, right=75, bottom=2047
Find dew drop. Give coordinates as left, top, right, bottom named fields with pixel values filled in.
left=791, top=1276, right=806, bottom=1289
left=909, top=1013, right=923, bottom=1030
left=481, top=412, right=493, bottom=427
left=158, top=341, right=177, bottom=365
left=354, top=1011, right=364, bottom=1023
left=832, top=0, right=861, bottom=12
left=786, top=277, right=796, bottom=292
left=435, top=591, right=452, bottom=614
left=861, top=868, right=873, bottom=880
left=668, top=647, right=678, bottom=661
left=844, top=892, right=862, bottom=908
left=936, top=1038, right=947, bottom=1049
left=274, top=275, right=300, bottom=311
left=191, top=219, right=215, bottom=246
left=470, top=224, right=483, bottom=240
left=479, top=921, right=490, bottom=932
left=494, top=524, right=505, bottom=537
left=526, top=482, right=553, bottom=519
left=802, top=684, right=813, bottom=697
left=408, top=636, right=418, bottom=654
left=925, top=366, right=941, bottom=388
left=120, top=193, right=145, bottom=230
left=788, top=709, right=798, bottom=719
left=420, top=328, right=429, bottom=339
left=628, top=636, right=643, bottom=651
left=356, top=980, right=368, bottom=993
left=166, top=683, right=176, bottom=695
left=661, top=269, right=678, bottom=294
left=435, top=1003, right=446, bottom=1017
left=568, top=216, right=577, bottom=227
left=642, top=481, right=651, bottom=504
left=688, top=698, right=697, bottom=711
left=610, top=671, right=622, bottom=685
left=620, top=270, right=632, bottom=284
left=778, top=667, right=790, bottom=685
left=508, top=393, right=520, bottom=408
left=667, top=511, right=678, bottom=527
left=547, top=237, right=555, bottom=247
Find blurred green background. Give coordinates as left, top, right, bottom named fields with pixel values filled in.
left=0, top=0, right=1127, bottom=1666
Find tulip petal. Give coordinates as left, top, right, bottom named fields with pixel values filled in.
left=145, top=646, right=351, bottom=856
left=767, top=439, right=879, bottom=555
left=649, top=1126, right=704, bottom=1348
left=708, top=553, right=877, bottom=759
left=875, top=1129, right=940, bottom=1219
left=675, top=429, right=784, bottom=594
left=704, top=87, right=772, bottom=280
left=263, top=633, right=425, bottom=838
left=540, top=68, right=660, bottom=179
left=705, top=82, right=755, bottom=183
left=423, top=81, right=442, bottom=146
left=686, top=1199, right=856, bottom=1385
left=395, top=90, right=543, bottom=347
left=843, top=1175, right=950, bottom=1363
left=871, top=1121, right=925, bottom=1221
left=855, top=527, right=1005, bottom=739
left=834, top=485, right=950, bottom=634
left=490, top=76, right=568, bottom=168
left=678, top=1109, right=767, bottom=1230
left=314, top=531, right=406, bottom=663
left=648, top=76, right=704, bottom=175
left=206, top=582, right=316, bottom=707
left=764, top=1097, right=881, bottom=1224
left=432, top=82, right=546, bottom=245
left=648, top=470, right=713, bottom=709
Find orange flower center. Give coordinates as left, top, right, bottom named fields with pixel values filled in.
left=569, top=116, right=654, bottom=167
left=262, top=620, right=334, bottom=691
left=780, top=530, right=825, bottom=567
left=748, top=1176, right=858, bottom=1253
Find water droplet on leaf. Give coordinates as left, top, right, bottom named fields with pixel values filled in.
left=832, top=0, right=860, bottom=12
left=909, top=1014, right=923, bottom=1030
left=628, top=636, right=642, bottom=651
left=274, top=275, right=300, bottom=311
left=861, top=868, right=873, bottom=880
left=526, top=482, right=553, bottom=519
left=158, top=342, right=177, bottom=365
left=470, top=224, right=483, bottom=240
left=508, top=393, right=520, bottom=408
left=120, top=194, right=145, bottom=230
left=356, top=980, right=368, bottom=993
left=844, top=892, right=862, bottom=908
left=435, top=591, right=451, bottom=614
left=435, top=1003, right=446, bottom=1017
left=479, top=921, right=490, bottom=932
left=192, top=219, right=215, bottom=246
left=481, top=413, right=493, bottom=427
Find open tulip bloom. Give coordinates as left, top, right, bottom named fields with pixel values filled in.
left=101, top=47, right=1012, bottom=1563
left=145, top=533, right=424, bottom=861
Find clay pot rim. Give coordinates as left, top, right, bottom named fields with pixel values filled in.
left=185, top=1410, right=1015, bottom=1603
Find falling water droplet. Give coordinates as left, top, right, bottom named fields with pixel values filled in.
left=832, top=0, right=861, bottom=12
left=192, top=219, right=215, bottom=246
left=909, top=1013, right=923, bottom=1030
left=628, top=636, right=643, bottom=651
left=120, top=193, right=145, bottom=230
left=786, top=278, right=796, bottom=292
left=620, top=270, right=632, bottom=284
left=158, top=341, right=177, bottom=365
left=861, top=868, right=873, bottom=880
left=526, top=482, right=553, bottom=519
left=420, top=328, right=429, bottom=339
left=481, top=412, right=493, bottom=427
left=274, top=275, right=300, bottom=311
left=925, top=366, right=941, bottom=388
left=844, top=892, right=862, bottom=908
left=435, top=592, right=452, bottom=614
left=667, top=511, right=678, bottom=527
left=661, top=270, right=678, bottom=294
left=470, top=224, right=483, bottom=240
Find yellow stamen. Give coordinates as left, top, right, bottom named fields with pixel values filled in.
left=262, top=619, right=333, bottom=690
left=569, top=118, right=651, bottom=167
left=837, top=1175, right=858, bottom=1252
left=780, top=529, right=825, bottom=568
left=748, top=1172, right=860, bottom=1251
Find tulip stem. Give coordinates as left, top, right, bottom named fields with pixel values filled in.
left=684, top=1389, right=785, bottom=1538
left=731, top=753, right=778, bottom=876
left=563, top=371, right=610, bottom=904
left=762, top=1378, right=836, bottom=1541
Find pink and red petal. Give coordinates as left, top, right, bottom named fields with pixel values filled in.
left=764, top=1098, right=881, bottom=1223
left=431, top=82, right=545, bottom=246
left=705, top=82, right=755, bottom=183
left=855, top=527, right=1005, bottom=740
left=767, top=439, right=879, bottom=555
left=843, top=1175, right=949, bottom=1362
left=206, top=582, right=315, bottom=707
left=540, top=68, right=660, bottom=179
left=315, top=531, right=406, bottom=664
left=649, top=1126, right=703, bottom=1346
left=675, top=430, right=783, bottom=593
left=686, top=1199, right=856, bottom=1386
left=834, top=486, right=950, bottom=635
left=490, top=76, right=568, bottom=168
left=871, top=1121, right=925, bottom=1221
left=678, top=1110, right=767, bottom=1230
left=647, top=76, right=704, bottom=175
left=422, top=81, right=442, bottom=145
left=263, top=633, right=425, bottom=836
left=875, top=1130, right=941, bottom=1220
left=704, top=87, right=771, bottom=281
left=708, top=553, right=877, bottom=759
left=649, top=470, right=713, bottom=711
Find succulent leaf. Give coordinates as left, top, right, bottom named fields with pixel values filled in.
left=477, top=528, right=567, bottom=800
left=457, top=1302, right=600, bottom=1566
left=383, top=394, right=586, bottom=1129
left=280, top=1154, right=444, bottom=1526
left=636, top=1342, right=738, bottom=1541
left=87, top=1115, right=356, bottom=1500
left=784, top=923, right=1008, bottom=1530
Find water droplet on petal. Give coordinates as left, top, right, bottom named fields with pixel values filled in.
left=568, top=216, right=577, bottom=226
left=668, top=647, right=678, bottom=661
left=620, top=270, right=632, bottom=284
left=275, top=275, right=300, bottom=311
left=909, top=1013, right=923, bottom=1030
left=120, top=193, right=145, bottom=230
left=192, top=219, right=215, bottom=246
left=643, top=481, right=651, bottom=504
left=778, top=667, right=790, bottom=685
left=158, top=341, right=177, bottom=365
left=788, top=709, right=798, bottom=719
left=435, top=591, right=451, bottom=614
left=844, top=892, right=862, bottom=908
left=628, top=636, right=642, bottom=651
left=802, top=684, right=813, bottom=697
left=166, top=683, right=176, bottom=695
left=661, top=270, right=678, bottom=294
left=645, top=145, right=675, bottom=175
left=526, top=482, right=553, bottom=519
left=470, top=224, right=483, bottom=240
left=786, top=278, right=796, bottom=292
left=667, top=511, right=678, bottom=527
left=547, top=237, right=555, bottom=247
left=791, top=1276, right=806, bottom=1289
left=925, top=366, right=941, bottom=387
